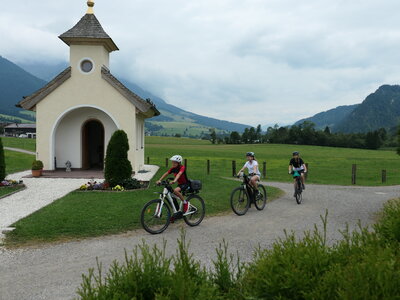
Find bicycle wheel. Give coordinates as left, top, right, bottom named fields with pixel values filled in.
left=230, top=187, right=250, bottom=216
left=141, top=199, right=171, bottom=234
left=295, top=182, right=303, bottom=205
left=183, top=194, right=205, bottom=227
left=254, top=184, right=267, bottom=210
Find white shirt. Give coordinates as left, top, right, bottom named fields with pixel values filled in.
left=244, top=160, right=261, bottom=176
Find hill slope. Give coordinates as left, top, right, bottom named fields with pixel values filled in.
left=335, top=85, right=400, bottom=133
left=0, top=56, right=45, bottom=123
left=2, top=57, right=249, bottom=134
left=295, top=104, right=358, bottom=130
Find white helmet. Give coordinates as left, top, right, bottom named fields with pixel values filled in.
left=170, top=155, right=183, bottom=163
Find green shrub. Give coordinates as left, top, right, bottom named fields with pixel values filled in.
left=31, top=160, right=43, bottom=170
left=375, top=199, right=400, bottom=243
left=104, top=130, right=133, bottom=187
left=0, top=138, right=5, bottom=181
left=121, top=178, right=141, bottom=190
left=76, top=202, right=400, bottom=300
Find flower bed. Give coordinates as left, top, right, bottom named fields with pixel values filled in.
left=0, top=180, right=26, bottom=198
left=79, top=178, right=148, bottom=192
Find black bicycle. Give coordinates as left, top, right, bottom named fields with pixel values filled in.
left=292, top=171, right=303, bottom=204
left=230, top=173, right=267, bottom=216
left=140, top=178, right=205, bottom=234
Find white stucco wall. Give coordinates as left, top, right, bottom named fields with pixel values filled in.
left=55, top=107, right=117, bottom=168
left=35, top=44, right=147, bottom=172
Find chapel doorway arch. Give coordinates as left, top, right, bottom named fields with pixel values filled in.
left=82, top=119, right=105, bottom=170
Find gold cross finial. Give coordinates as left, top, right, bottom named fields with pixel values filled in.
left=87, top=0, right=95, bottom=14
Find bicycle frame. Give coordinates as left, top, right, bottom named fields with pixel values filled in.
left=240, top=174, right=257, bottom=202
left=155, top=182, right=197, bottom=217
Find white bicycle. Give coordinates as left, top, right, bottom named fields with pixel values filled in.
left=140, top=178, right=205, bottom=234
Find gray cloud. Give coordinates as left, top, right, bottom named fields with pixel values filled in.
left=1, top=0, right=400, bottom=126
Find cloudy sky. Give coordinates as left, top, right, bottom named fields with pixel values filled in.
left=1, top=0, right=400, bottom=126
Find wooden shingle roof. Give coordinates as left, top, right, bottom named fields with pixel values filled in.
left=59, top=14, right=118, bottom=52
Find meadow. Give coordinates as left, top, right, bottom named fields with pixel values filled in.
left=145, top=137, right=400, bottom=186
left=2, top=137, right=36, bottom=152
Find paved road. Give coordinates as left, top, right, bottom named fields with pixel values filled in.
left=0, top=182, right=398, bottom=300
left=4, top=147, right=35, bottom=155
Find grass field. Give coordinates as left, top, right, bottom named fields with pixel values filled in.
left=0, top=185, right=25, bottom=198
left=5, top=168, right=283, bottom=246
left=2, top=137, right=36, bottom=152
left=145, top=137, right=400, bottom=186
left=4, top=150, right=34, bottom=175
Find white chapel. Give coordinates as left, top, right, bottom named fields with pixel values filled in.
left=17, top=0, right=159, bottom=172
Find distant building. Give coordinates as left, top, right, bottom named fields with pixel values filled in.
left=4, top=123, right=36, bottom=138
left=16, top=1, right=159, bottom=170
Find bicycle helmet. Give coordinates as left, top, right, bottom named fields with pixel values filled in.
left=170, top=155, right=183, bottom=163
left=292, top=151, right=299, bottom=156
left=246, top=152, right=255, bottom=157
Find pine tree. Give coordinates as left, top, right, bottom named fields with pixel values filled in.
left=0, top=138, right=6, bottom=181
left=104, top=130, right=132, bottom=187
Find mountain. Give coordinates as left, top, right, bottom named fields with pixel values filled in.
left=295, top=104, right=359, bottom=130
left=294, top=84, right=400, bottom=134
left=0, top=56, right=45, bottom=123
left=335, top=85, right=400, bottom=133
left=1, top=57, right=249, bottom=135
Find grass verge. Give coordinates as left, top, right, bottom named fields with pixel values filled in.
left=76, top=200, right=400, bottom=299
left=4, top=168, right=283, bottom=246
left=2, top=137, right=36, bottom=152
left=5, top=150, right=34, bottom=174
left=0, top=185, right=25, bottom=198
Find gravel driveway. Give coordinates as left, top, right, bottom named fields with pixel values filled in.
left=0, top=182, right=398, bottom=300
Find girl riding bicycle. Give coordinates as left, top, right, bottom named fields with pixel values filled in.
left=288, top=151, right=307, bottom=194
left=237, top=152, right=261, bottom=193
left=156, top=155, right=190, bottom=213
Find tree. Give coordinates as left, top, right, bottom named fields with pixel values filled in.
left=0, top=138, right=5, bottom=181
left=104, top=130, right=132, bottom=187
left=365, top=131, right=382, bottom=150
left=256, top=124, right=262, bottom=141
left=210, top=130, right=217, bottom=144
left=397, top=126, right=400, bottom=155
left=230, top=131, right=241, bottom=144
left=324, top=126, right=331, bottom=135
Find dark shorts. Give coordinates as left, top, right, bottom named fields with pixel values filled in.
left=178, top=183, right=190, bottom=191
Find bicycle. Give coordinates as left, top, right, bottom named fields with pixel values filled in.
left=230, top=173, right=267, bottom=216
left=292, top=170, right=303, bottom=204
left=140, top=178, right=205, bottom=234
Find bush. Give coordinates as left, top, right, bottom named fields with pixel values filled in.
left=76, top=202, right=400, bottom=299
left=104, top=130, right=132, bottom=187
left=0, top=138, right=5, bottom=181
left=31, top=160, right=43, bottom=170
left=121, top=178, right=141, bottom=190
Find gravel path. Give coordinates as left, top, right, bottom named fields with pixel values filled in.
left=4, top=147, right=36, bottom=155
left=0, top=182, right=399, bottom=300
left=0, top=171, right=88, bottom=234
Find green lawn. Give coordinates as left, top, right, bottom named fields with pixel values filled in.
left=145, top=137, right=400, bottom=186
left=5, top=150, right=34, bottom=174
left=0, top=185, right=25, bottom=198
left=5, top=168, right=283, bottom=246
left=2, top=137, right=36, bottom=152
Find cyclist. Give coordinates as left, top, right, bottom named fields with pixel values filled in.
left=156, top=155, right=190, bottom=213
left=288, top=151, right=307, bottom=194
left=237, top=152, right=261, bottom=193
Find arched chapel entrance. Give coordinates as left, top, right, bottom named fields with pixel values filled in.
left=82, top=119, right=104, bottom=169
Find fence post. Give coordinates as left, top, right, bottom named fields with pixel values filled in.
left=382, top=170, right=387, bottom=183
left=165, top=158, right=169, bottom=168
left=147, top=156, right=150, bottom=164
left=352, top=164, right=357, bottom=185
left=207, top=160, right=210, bottom=175
left=262, top=161, right=266, bottom=179
left=184, top=159, right=187, bottom=168
left=305, top=163, right=309, bottom=180
left=232, top=160, right=236, bottom=177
